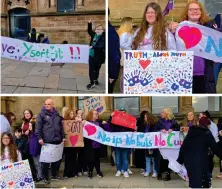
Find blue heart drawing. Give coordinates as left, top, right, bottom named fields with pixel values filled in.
left=51, top=58, right=56, bottom=62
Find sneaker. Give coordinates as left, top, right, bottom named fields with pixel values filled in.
left=140, top=170, right=145, bottom=175
left=86, top=83, right=95, bottom=90
left=144, top=172, right=149, bottom=177
left=63, top=176, right=68, bottom=179
left=128, top=169, right=133, bottom=175
left=36, top=178, right=43, bottom=182
left=44, top=179, right=50, bottom=184
left=97, top=172, right=104, bottom=178
left=95, top=80, right=99, bottom=85
left=51, top=176, right=60, bottom=180
left=88, top=172, right=92, bottom=179
left=152, top=173, right=157, bottom=178
left=115, top=171, right=121, bottom=177
left=83, top=171, right=88, bottom=176
left=216, top=173, right=222, bottom=178
left=78, top=172, right=82, bottom=176
left=124, top=171, right=129, bottom=178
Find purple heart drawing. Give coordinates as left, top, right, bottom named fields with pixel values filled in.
left=96, top=106, right=104, bottom=113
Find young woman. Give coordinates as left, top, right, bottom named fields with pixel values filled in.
left=169, top=0, right=217, bottom=93
left=155, top=108, right=180, bottom=181
left=117, top=17, right=134, bottom=93
left=177, top=117, right=222, bottom=188
left=84, top=109, right=106, bottom=179
left=143, top=112, right=158, bottom=178
left=1, top=132, right=22, bottom=165
left=180, top=110, right=198, bottom=128
left=75, top=109, right=88, bottom=176
left=132, top=2, right=176, bottom=51
left=87, top=19, right=105, bottom=90
left=63, top=109, right=79, bottom=178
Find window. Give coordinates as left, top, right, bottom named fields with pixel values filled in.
left=57, top=0, right=75, bottom=12
left=152, top=97, right=178, bottom=114
left=192, top=97, right=220, bottom=112
left=78, top=96, right=90, bottom=113
left=199, top=0, right=222, bottom=17
left=113, top=97, right=140, bottom=116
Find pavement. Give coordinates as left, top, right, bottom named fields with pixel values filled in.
left=35, top=162, right=222, bottom=188
left=1, top=58, right=106, bottom=94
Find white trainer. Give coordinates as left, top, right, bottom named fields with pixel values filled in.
left=115, top=171, right=121, bottom=177
left=152, top=173, right=157, bottom=178
left=124, top=171, right=129, bottom=178
left=128, top=169, right=133, bottom=174
left=144, top=172, right=149, bottom=177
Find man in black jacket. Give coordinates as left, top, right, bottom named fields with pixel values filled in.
left=108, top=8, right=121, bottom=93
left=36, top=98, right=65, bottom=184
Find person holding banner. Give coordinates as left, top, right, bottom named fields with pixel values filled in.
left=35, top=99, right=65, bottom=184
left=87, top=19, right=105, bottom=90
left=27, top=28, right=41, bottom=43
left=177, top=117, right=222, bottom=188
left=155, top=108, right=179, bottom=181
left=1, top=132, right=22, bottom=165
left=169, top=0, right=217, bottom=93
left=84, top=109, right=107, bottom=179
left=117, top=17, right=134, bottom=93
left=143, top=112, right=158, bottom=178
left=217, top=117, right=222, bottom=178
left=132, top=2, right=176, bottom=51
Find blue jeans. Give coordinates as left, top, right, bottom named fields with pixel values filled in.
left=145, top=156, right=157, bottom=174
left=214, top=63, right=222, bottom=84
left=115, top=148, right=129, bottom=172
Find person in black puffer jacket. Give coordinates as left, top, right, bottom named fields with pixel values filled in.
left=86, top=19, right=105, bottom=90
left=177, top=117, right=222, bottom=188
left=216, top=117, right=222, bottom=178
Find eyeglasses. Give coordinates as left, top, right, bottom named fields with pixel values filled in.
left=146, top=11, right=156, bottom=15
left=188, top=8, right=201, bottom=12
left=2, top=137, right=10, bottom=140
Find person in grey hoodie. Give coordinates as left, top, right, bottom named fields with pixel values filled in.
left=35, top=98, right=65, bottom=184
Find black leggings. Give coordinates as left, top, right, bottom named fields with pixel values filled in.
left=89, top=56, right=102, bottom=83
left=87, top=148, right=101, bottom=174
left=63, top=148, right=78, bottom=177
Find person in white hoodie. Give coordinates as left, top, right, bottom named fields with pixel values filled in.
left=117, top=17, right=134, bottom=93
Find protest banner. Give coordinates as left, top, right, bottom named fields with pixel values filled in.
left=63, top=120, right=84, bottom=147
left=124, top=50, right=193, bottom=94
left=39, top=143, right=64, bottom=163
left=111, top=110, right=136, bottom=130
left=1, top=36, right=89, bottom=63
left=176, top=21, right=222, bottom=63
left=0, top=160, right=35, bottom=189
left=84, top=96, right=106, bottom=115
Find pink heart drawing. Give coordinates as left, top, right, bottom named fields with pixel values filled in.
left=178, top=26, right=202, bottom=49
left=84, top=124, right=97, bottom=136
left=156, top=78, right=164, bottom=84
left=8, top=181, right=14, bottom=186
left=139, top=59, right=151, bottom=70
left=69, top=135, right=79, bottom=147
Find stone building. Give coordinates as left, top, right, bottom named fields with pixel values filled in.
left=108, top=0, right=222, bottom=27
left=1, top=96, right=222, bottom=125
left=1, top=0, right=105, bottom=43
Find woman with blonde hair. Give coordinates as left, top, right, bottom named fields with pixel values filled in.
left=132, top=2, right=176, bottom=51
left=117, top=17, right=134, bottom=93
left=169, top=0, right=217, bottom=93
left=155, top=108, right=179, bottom=181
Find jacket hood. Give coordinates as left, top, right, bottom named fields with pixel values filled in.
left=186, top=125, right=209, bottom=139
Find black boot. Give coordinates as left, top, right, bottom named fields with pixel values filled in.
left=157, top=173, right=162, bottom=180
left=163, top=172, right=171, bottom=181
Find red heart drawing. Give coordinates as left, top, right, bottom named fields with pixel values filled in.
left=178, top=26, right=202, bottom=49
left=69, top=135, right=79, bottom=147
left=84, top=125, right=97, bottom=136
left=139, top=59, right=151, bottom=70
left=156, top=78, right=164, bottom=84
left=8, top=181, right=14, bottom=186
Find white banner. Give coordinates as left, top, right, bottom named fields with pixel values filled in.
left=0, top=160, right=35, bottom=189
left=83, top=121, right=188, bottom=181
left=1, top=36, right=89, bottom=63
left=176, top=21, right=222, bottom=63
left=39, top=143, right=64, bottom=163
left=124, top=51, right=193, bottom=94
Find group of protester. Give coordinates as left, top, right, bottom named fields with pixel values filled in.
left=108, top=0, right=222, bottom=94
left=1, top=98, right=222, bottom=188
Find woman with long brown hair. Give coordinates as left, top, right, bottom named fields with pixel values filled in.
left=132, top=2, right=176, bottom=50
left=1, top=132, right=22, bottom=165
left=180, top=109, right=198, bottom=128
left=169, top=0, right=217, bottom=93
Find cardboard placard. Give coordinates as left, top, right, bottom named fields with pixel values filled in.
left=84, top=96, right=106, bottom=115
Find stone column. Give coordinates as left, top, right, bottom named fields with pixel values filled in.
left=179, top=97, right=193, bottom=114
left=140, top=97, right=151, bottom=112
left=50, top=0, right=56, bottom=7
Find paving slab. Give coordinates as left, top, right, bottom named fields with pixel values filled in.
left=49, top=66, right=61, bottom=75
left=62, top=64, right=74, bottom=69
left=18, top=62, right=36, bottom=67
left=1, top=85, right=17, bottom=94
left=13, top=87, right=43, bottom=94
left=8, top=67, right=32, bottom=78
left=1, top=63, right=10, bottom=69
left=35, top=63, right=52, bottom=67
left=45, top=75, right=59, bottom=89
left=1, top=74, right=8, bottom=81
left=28, top=66, right=51, bottom=77
left=60, top=68, right=76, bottom=78
left=2, top=78, right=23, bottom=86
left=1, top=65, right=18, bottom=74
left=43, top=89, right=58, bottom=93
left=19, top=76, right=47, bottom=88
left=57, top=89, right=78, bottom=94
left=58, top=78, right=77, bottom=91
